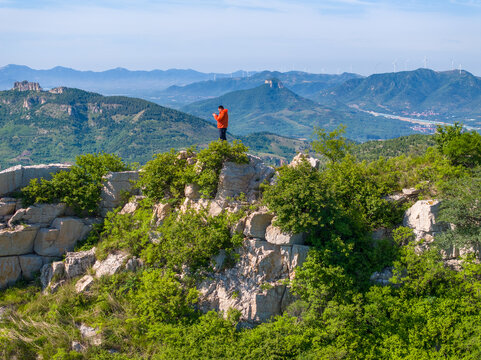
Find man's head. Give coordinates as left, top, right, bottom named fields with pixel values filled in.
left=218, top=105, right=224, bottom=111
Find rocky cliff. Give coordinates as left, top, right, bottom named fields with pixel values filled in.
left=12, top=80, right=42, bottom=91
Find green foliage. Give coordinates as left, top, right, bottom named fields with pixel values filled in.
left=312, top=124, right=352, bottom=162
left=195, top=140, right=249, bottom=197
left=20, top=153, right=130, bottom=215
left=437, top=173, right=481, bottom=252
left=136, top=149, right=194, bottom=202
left=138, top=140, right=248, bottom=202
left=435, top=122, right=481, bottom=167
left=142, top=207, right=243, bottom=275
left=129, top=269, right=198, bottom=326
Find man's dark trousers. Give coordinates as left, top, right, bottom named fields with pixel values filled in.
left=219, top=128, right=227, bottom=141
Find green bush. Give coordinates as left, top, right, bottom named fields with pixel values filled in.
left=21, top=153, right=130, bottom=215
left=129, top=269, right=198, bottom=326
left=137, top=140, right=248, bottom=203
left=142, top=206, right=244, bottom=275
left=435, top=122, right=481, bottom=168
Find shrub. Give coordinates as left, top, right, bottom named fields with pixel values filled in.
left=312, top=124, right=352, bottom=163
left=21, top=153, right=130, bottom=215
left=435, top=122, right=481, bottom=168
left=141, top=206, right=244, bottom=275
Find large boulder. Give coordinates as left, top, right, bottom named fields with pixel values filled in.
left=0, top=164, right=70, bottom=197
left=265, top=224, right=305, bottom=246
left=19, top=254, right=44, bottom=280
left=34, top=217, right=91, bottom=257
left=403, top=200, right=448, bottom=241
left=0, top=256, right=22, bottom=289
left=64, top=248, right=96, bottom=279
left=199, top=239, right=310, bottom=325
left=0, top=225, right=38, bottom=256
left=8, top=203, right=66, bottom=227
left=243, top=211, right=274, bottom=239
left=216, top=155, right=274, bottom=202
left=289, top=153, right=320, bottom=169
left=40, top=261, right=65, bottom=290
left=93, top=252, right=129, bottom=278
left=100, top=171, right=140, bottom=216
left=0, top=197, right=16, bottom=216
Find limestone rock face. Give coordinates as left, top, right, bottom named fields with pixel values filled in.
left=243, top=211, right=274, bottom=239
left=93, top=252, right=129, bottom=278
left=0, top=256, right=22, bottom=289
left=0, top=164, right=70, bottom=197
left=0, top=225, right=38, bottom=256
left=185, top=183, right=201, bottom=200
left=13, top=81, right=42, bottom=91
left=35, top=217, right=90, bottom=256
left=403, top=200, right=448, bottom=241
left=76, top=275, right=95, bottom=293
left=19, top=254, right=44, bottom=280
left=289, top=153, right=320, bottom=169
left=64, top=248, right=96, bottom=279
left=100, top=171, right=139, bottom=216
left=40, top=260, right=65, bottom=289
left=8, top=203, right=66, bottom=227
left=216, top=155, right=274, bottom=202
left=119, top=196, right=145, bottom=215
left=199, top=239, right=310, bottom=325
left=265, top=224, right=305, bottom=245
left=152, top=202, right=172, bottom=225
left=0, top=198, right=16, bottom=216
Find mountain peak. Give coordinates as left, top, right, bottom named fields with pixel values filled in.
left=264, top=78, right=284, bottom=89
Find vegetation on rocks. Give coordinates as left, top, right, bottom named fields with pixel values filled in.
left=2, top=127, right=481, bottom=359
left=20, top=153, right=130, bottom=215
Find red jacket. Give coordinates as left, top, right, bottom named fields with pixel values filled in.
left=213, top=109, right=228, bottom=129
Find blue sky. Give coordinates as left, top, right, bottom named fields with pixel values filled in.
left=1, top=0, right=480, bottom=75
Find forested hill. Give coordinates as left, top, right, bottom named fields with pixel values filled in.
left=315, top=68, right=481, bottom=125
left=0, top=86, right=221, bottom=168
left=182, top=79, right=418, bottom=141
left=0, top=85, right=306, bottom=169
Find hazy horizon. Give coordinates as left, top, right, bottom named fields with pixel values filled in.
left=1, top=0, right=480, bottom=76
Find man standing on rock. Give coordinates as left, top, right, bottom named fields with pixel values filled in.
left=212, top=105, right=228, bottom=141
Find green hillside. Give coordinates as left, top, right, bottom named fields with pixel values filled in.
left=182, top=79, right=418, bottom=141
left=316, top=68, right=481, bottom=126
left=0, top=86, right=306, bottom=169
left=353, top=134, right=436, bottom=161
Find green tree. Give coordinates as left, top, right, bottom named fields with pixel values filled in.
left=312, top=125, right=352, bottom=163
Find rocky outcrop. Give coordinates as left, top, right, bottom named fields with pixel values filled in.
left=92, top=252, right=130, bottom=278
left=0, top=256, right=22, bottom=289
left=289, top=153, right=320, bottom=170
left=199, top=239, right=310, bottom=325
left=216, top=155, right=274, bottom=202
left=8, top=203, right=66, bottom=227
left=403, top=200, right=448, bottom=242
left=100, top=171, right=140, bottom=216
left=0, top=225, right=38, bottom=256
left=0, top=164, right=71, bottom=197
left=265, top=224, right=306, bottom=246
left=243, top=211, right=274, bottom=239
left=13, top=81, right=42, bottom=91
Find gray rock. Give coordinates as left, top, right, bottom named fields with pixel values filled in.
left=75, top=275, right=95, bottom=293
left=198, top=239, right=310, bottom=325
left=8, top=203, right=66, bottom=227
left=216, top=155, right=275, bottom=202
left=125, top=257, right=143, bottom=272
left=40, top=261, right=65, bottom=289
left=402, top=188, right=421, bottom=196
left=289, top=153, right=320, bottom=169
left=403, top=200, right=448, bottom=240
left=34, top=217, right=90, bottom=257
left=19, top=254, right=44, bottom=280
left=71, top=340, right=86, bottom=352
left=370, top=267, right=394, bottom=286
left=0, top=197, right=17, bottom=216
left=119, top=196, right=145, bottom=215
left=0, top=256, right=22, bottom=289
left=185, top=183, right=201, bottom=200
left=243, top=211, right=274, bottom=239
left=100, top=171, right=140, bottom=216
left=64, top=248, right=96, bottom=278
left=265, top=224, right=305, bottom=245
left=93, top=252, right=129, bottom=278
left=0, top=225, right=38, bottom=256
left=152, top=202, right=172, bottom=225
left=78, top=323, right=102, bottom=346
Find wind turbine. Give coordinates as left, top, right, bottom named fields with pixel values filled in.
left=424, top=56, right=428, bottom=69
left=392, top=60, right=397, bottom=73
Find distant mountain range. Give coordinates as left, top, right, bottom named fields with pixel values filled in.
left=154, top=71, right=361, bottom=108
left=0, top=64, right=247, bottom=97
left=0, top=85, right=304, bottom=169
left=315, top=68, right=481, bottom=126
left=182, top=79, right=417, bottom=141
